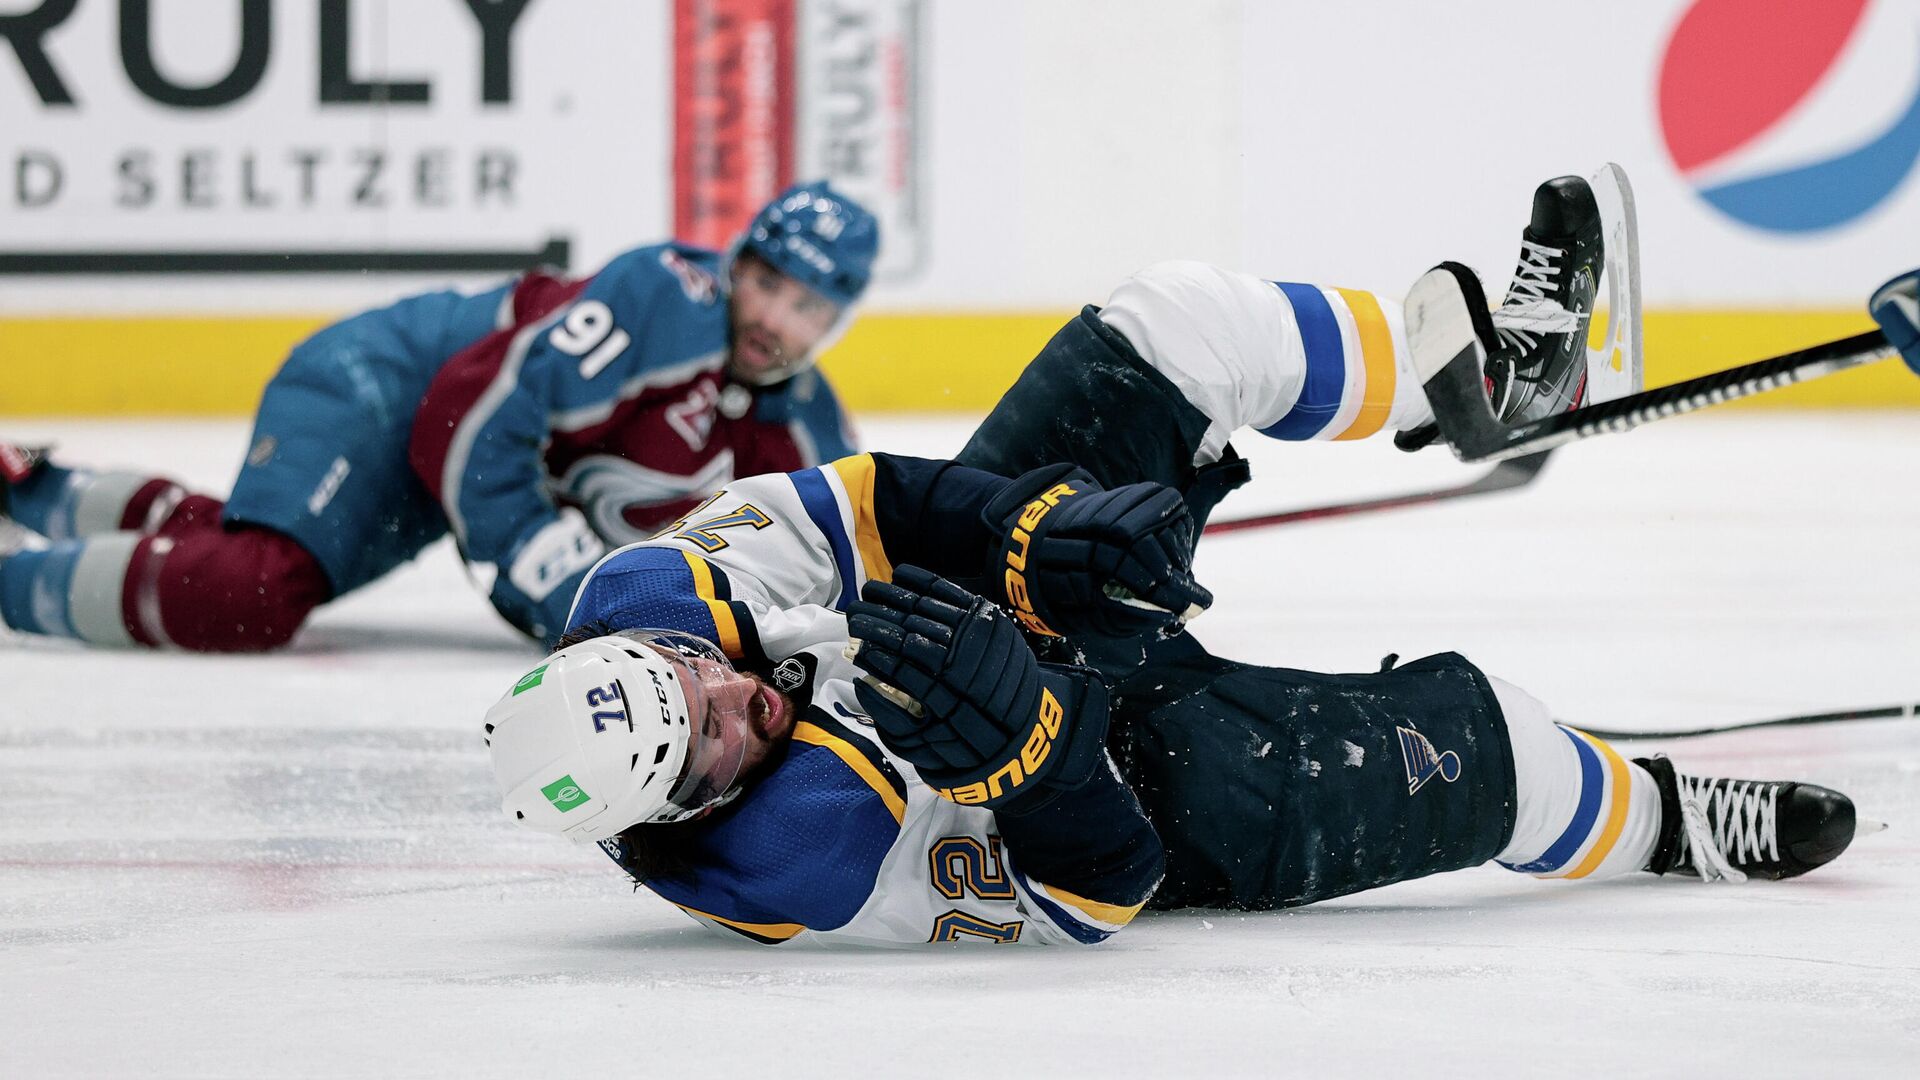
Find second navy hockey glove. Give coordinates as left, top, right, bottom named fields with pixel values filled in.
left=847, top=565, right=1111, bottom=815
left=982, top=464, right=1212, bottom=639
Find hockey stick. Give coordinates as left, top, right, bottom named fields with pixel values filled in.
left=1581, top=703, right=1919, bottom=742
left=1406, top=264, right=1920, bottom=465
left=1202, top=451, right=1551, bottom=535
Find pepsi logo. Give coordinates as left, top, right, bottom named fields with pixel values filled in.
left=1658, top=0, right=1920, bottom=233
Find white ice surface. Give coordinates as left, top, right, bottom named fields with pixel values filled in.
left=3, top=414, right=1918, bottom=1079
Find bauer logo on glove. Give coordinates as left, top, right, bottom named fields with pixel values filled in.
left=934, top=685, right=1065, bottom=805
left=1000, top=478, right=1080, bottom=635
left=982, top=464, right=1213, bottom=640
left=846, top=565, right=1112, bottom=814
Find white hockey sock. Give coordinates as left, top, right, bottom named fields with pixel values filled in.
left=1488, top=676, right=1661, bottom=880
left=1099, top=261, right=1434, bottom=464
left=34, top=469, right=184, bottom=541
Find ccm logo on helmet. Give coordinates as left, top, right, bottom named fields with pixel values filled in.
left=934, top=688, right=1064, bottom=805
left=645, top=670, right=677, bottom=726
left=783, top=235, right=836, bottom=275
left=1001, top=481, right=1077, bottom=637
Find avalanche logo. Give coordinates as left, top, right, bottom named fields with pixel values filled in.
left=1658, top=0, right=1920, bottom=233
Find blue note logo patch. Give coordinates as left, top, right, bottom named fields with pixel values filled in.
left=1397, top=725, right=1462, bottom=794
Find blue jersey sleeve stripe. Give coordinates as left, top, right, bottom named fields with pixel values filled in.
left=1259, top=282, right=1347, bottom=441
left=679, top=550, right=742, bottom=657
left=728, top=599, right=770, bottom=669
left=686, top=552, right=771, bottom=665
left=1505, top=725, right=1605, bottom=874
left=787, top=467, right=860, bottom=610
left=1013, top=874, right=1115, bottom=945
left=565, top=545, right=725, bottom=643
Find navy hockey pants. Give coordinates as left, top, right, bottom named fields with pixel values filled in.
left=1110, top=649, right=1518, bottom=911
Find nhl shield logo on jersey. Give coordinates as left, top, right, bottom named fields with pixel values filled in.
left=1397, top=725, right=1463, bottom=795
left=771, top=656, right=810, bottom=695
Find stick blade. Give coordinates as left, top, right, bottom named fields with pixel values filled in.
left=1406, top=263, right=1520, bottom=462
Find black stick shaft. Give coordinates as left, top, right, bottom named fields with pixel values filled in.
left=1465, top=329, right=1899, bottom=462
left=1581, top=703, right=1918, bottom=741
left=1203, top=452, right=1551, bottom=535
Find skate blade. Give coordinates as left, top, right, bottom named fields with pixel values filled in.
left=1584, top=162, right=1644, bottom=402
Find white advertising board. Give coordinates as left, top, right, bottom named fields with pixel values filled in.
left=3, top=0, right=1916, bottom=314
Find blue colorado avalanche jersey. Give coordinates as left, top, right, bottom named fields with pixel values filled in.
left=409, top=244, right=855, bottom=641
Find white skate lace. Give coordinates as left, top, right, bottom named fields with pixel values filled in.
left=1676, top=776, right=1780, bottom=884
left=1494, top=240, right=1566, bottom=356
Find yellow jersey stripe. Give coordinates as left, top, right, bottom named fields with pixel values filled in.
left=679, top=550, right=742, bottom=657
left=671, top=902, right=806, bottom=941
left=828, top=454, right=895, bottom=585
left=791, top=721, right=908, bottom=825
left=1563, top=728, right=1633, bottom=879
left=1040, top=883, right=1146, bottom=928
left=1331, top=287, right=1397, bottom=441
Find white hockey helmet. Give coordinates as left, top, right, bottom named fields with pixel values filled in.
left=483, top=630, right=752, bottom=842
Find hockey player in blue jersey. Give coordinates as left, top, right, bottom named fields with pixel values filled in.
left=480, top=176, right=1862, bottom=945
left=0, top=182, right=878, bottom=652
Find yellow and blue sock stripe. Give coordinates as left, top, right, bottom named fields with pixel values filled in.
left=1503, top=725, right=1634, bottom=879
left=1259, top=282, right=1403, bottom=443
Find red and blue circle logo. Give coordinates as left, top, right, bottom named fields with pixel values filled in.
left=1658, top=0, right=1920, bottom=233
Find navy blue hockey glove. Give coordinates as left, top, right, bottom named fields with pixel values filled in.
left=847, top=565, right=1112, bottom=815
left=982, top=464, right=1212, bottom=639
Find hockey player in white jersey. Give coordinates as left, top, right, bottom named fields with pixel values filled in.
left=481, top=176, right=1864, bottom=946
left=484, top=450, right=1859, bottom=946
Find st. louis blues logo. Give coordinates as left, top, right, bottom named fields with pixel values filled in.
left=1397, top=725, right=1462, bottom=794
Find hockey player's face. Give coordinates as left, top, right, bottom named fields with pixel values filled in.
left=728, top=254, right=842, bottom=383
left=656, top=647, right=797, bottom=812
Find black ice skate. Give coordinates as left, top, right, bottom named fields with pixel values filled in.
left=1483, top=175, right=1602, bottom=425
left=1396, top=175, right=1604, bottom=451
left=1637, top=754, right=1858, bottom=882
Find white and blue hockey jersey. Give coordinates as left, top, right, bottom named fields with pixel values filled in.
left=565, top=453, right=1163, bottom=946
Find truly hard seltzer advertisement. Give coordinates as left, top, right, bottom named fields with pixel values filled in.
left=2, top=0, right=924, bottom=292
left=672, top=0, right=923, bottom=280
left=0, top=0, right=591, bottom=280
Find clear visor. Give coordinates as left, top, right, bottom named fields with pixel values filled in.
left=618, top=632, right=759, bottom=822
